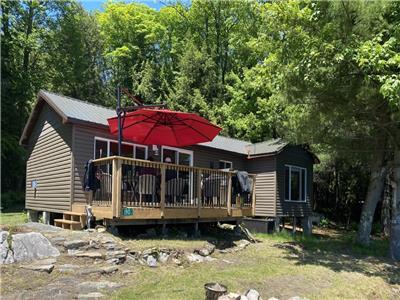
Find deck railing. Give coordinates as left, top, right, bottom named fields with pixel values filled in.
left=90, top=156, right=256, bottom=218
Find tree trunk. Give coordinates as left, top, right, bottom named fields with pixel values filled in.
left=382, top=172, right=392, bottom=237
left=357, top=146, right=387, bottom=245
left=389, top=149, right=400, bottom=261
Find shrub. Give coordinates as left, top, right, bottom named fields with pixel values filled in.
left=1, top=191, right=25, bottom=211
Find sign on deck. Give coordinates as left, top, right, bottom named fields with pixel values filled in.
left=122, top=207, right=134, bottom=216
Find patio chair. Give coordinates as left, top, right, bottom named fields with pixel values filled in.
left=203, top=177, right=221, bottom=206
left=94, top=173, right=112, bottom=204
left=166, top=178, right=188, bottom=205
left=138, top=174, right=156, bottom=205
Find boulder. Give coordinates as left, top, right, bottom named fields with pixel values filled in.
left=245, top=289, right=260, bottom=300
left=186, top=253, right=205, bottom=263
left=146, top=255, right=157, bottom=267
left=64, top=240, right=88, bottom=250
left=1, top=231, right=60, bottom=264
left=196, top=242, right=216, bottom=257
left=158, top=252, right=170, bottom=263
left=21, top=263, right=54, bottom=273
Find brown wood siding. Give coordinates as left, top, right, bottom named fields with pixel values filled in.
left=245, top=157, right=276, bottom=217
left=185, top=145, right=247, bottom=170
left=72, top=125, right=117, bottom=203
left=25, top=105, right=72, bottom=212
left=275, top=146, right=313, bottom=217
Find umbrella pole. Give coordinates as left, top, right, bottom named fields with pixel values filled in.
left=117, top=84, right=122, bottom=156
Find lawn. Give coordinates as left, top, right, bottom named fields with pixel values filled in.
left=112, top=229, right=400, bottom=300
left=0, top=211, right=27, bottom=227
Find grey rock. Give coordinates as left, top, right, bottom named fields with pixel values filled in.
left=74, top=251, right=103, bottom=259
left=186, top=253, right=204, bottom=263
left=106, top=258, right=120, bottom=265
left=50, top=237, right=66, bottom=245
left=158, top=252, right=170, bottom=263
left=1, top=231, right=60, bottom=264
left=21, top=264, right=54, bottom=273
left=245, top=289, right=260, bottom=300
left=64, top=240, right=88, bottom=249
left=218, top=292, right=241, bottom=300
left=80, top=268, right=103, bottom=275
left=238, top=296, right=249, bottom=300
left=104, top=243, right=118, bottom=250
left=22, top=222, right=62, bottom=232
left=172, top=258, right=182, bottom=265
left=36, top=258, right=57, bottom=265
left=101, top=266, right=118, bottom=274
left=122, top=269, right=134, bottom=275
left=106, top=250, right=126, bottom=259
left=78, top=292, right=104, bottom=299
left=146, top=255, right=157, bottom=267
left=196, top=242, right=216, bottom=256
left=78, top=281, right=123, bottom=292
left=58, top=264, right=81, bottom=273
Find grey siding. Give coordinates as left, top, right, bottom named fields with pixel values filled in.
left=25, top=105, right=72, bottom=212
left=246, top=157, right=276, bottom=217
left=276, top=146, right=313, bottom=217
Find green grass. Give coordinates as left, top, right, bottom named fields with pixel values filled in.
left=112, top=229, right=398, bottom=300
left=0, top=211, right=27, bottom=226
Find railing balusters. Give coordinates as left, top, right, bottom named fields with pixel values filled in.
left=90, top=156, right=256, bottom=216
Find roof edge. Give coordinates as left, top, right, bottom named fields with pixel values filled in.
left=19, top=90, right=70, bottom=146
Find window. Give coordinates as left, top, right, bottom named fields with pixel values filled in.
left=284, top=165, right=307, bottom=202
left=94, top=137, right=148, bottom=159
left=219, top=160, right=233, bottom=170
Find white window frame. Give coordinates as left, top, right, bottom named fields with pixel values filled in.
left=218, top=160, right=233, bottom=170
left=284, top=164, right=307, bottom=202
left=160, top=146, right=193, bottom=166
left=93, top=137, right=148, bottom=159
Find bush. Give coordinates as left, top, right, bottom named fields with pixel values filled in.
left=1, top=191, right=25, bottom=211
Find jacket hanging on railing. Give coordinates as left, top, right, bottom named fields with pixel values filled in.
left=83, top=159, right=99, bottom=191
left=236, top=171, right=253, bottom=194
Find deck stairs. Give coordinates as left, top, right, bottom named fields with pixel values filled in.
left=54, top=211, right=87, bottom=230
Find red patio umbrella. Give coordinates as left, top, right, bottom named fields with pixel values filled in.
left=107, top=108, right=221, bottom=147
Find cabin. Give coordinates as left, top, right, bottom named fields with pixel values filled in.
left=19, top=91, right=319, bottom=233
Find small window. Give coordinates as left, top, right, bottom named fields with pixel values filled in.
left=219, top=160, right=233, bottom=170
left=285, top=165, right=307, bottom=202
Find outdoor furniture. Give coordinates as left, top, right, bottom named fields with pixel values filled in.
left=138, top=174, right=156, bottom=205
left=166, top=178, right=188, bottom=205
left=94, top=172, right=112, bottom=204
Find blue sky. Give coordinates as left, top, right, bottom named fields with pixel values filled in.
left=80, top=0, right=166, bottom=12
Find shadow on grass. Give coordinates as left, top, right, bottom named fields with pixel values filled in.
left=262, top=229, right=400, bottom=285
left=116, top=222, right=246, bottom=251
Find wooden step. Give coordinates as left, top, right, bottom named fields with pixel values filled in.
left=62, top=211, right=87, bottom=229
left=54, top=219, right=82, bottom=231
left=63, top=211, right=86, bottom=216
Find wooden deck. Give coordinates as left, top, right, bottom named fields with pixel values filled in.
left=73, top=156, right=256, bottom=223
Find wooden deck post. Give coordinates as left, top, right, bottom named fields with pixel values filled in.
left=160, top=165, right=166, bottom=218
left=292, top=216, right=297, bottom=235
left=197, top=169, right=202, bottom=217
left=227, top=173, right=232, bottom=216
left=112, top=157, right=122, bottom=218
